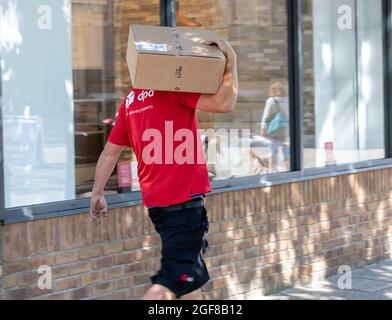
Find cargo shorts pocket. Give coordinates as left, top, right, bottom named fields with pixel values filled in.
left=163, top=214, right=187, bottom=229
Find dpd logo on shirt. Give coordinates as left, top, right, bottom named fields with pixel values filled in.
left=126, top=91, right=135, bottom=109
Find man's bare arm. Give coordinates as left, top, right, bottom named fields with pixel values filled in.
left=90, top=141, right=125, bottom=222
left=196, top=38, right=238, bottom=113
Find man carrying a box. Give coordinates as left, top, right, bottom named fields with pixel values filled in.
left=89, top=38, right=238, bottom=300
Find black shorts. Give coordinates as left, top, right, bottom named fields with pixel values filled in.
left=148, top=200, right=210, bottom=299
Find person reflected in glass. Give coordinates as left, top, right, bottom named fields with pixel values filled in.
left=260, top=81, right=290, bottom=172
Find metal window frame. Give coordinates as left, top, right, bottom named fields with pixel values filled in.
left=2, top=0, right=392, bottom=225
left=383, top=0, right=392, bottom=157
left=0, top=55, right=4, bottom=214
left=160, top=0, right=176, bottom=27
left=287, top=0, right=303, bottom=172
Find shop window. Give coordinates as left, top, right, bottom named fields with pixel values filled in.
left=179, top=0, right=291, bottom=178
left=0, top=0, right=159, bottom=208
left=302, top=0, right=385, bottom=168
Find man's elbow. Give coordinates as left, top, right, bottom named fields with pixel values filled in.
left=219, top=102, right=235, bottom=113
left=220, top=94, right=237, bottom=113
left=219, top=88, right=238, bottom=113
left=102, top=142, right=124, bottom=159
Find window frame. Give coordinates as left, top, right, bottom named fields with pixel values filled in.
left=1, top=0, right=392, bottom=225
left=383, top=0, right=392, bottom=157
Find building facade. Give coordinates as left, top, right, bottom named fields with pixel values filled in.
left=1, top=0, right=392, bottom=299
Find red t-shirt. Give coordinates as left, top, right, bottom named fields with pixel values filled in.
left=108, top=88, right=211, bottom=207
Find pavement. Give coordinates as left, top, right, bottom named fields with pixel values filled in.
left=265, top=259, right=392, bottom=300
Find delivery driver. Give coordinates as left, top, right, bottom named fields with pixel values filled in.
left=89, top=38, right=238, bottom=300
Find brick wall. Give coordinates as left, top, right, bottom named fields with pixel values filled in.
left=1, top=167, right=392, bottom=300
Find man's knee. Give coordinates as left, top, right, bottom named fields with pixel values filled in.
left=143, top=284, right=176, bottom=300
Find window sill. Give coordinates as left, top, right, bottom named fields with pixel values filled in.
left=2, top=158, right=392, bottom=225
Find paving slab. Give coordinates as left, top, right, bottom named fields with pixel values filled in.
left=265, top=259, right=392, bottom=300
left=326, top=274, right=392, bottom=293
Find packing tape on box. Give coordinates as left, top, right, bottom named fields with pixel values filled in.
left=171, top=28, right=184, bottom=92
left=171, top=28, right=184, bottom=56
left=135, top=42, right=168, bottom=52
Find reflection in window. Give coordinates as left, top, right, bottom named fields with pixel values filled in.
left=0, top=0, right=75, bottom=208
left=179, top=0, right=291, bottom=178
left=302, top=0, right=385, bottom=168
left=72, top=0, right=159, bottom=198
left=0, top=0, right=159, bottom=208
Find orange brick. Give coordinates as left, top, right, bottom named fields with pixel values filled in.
left=64, top=216, right=78, bottom=250
left=3, top=274, right=18, bottom=289
left=104, top=266, right=125, bottom=280
left=102, top=242, right=124, bottom=255
left=2, top=260, right=30, bottom=274
left=114, top=252, right=134, bottom=265
left=45, top=291, right=70, bottom=300
left=52, top=265, right=70, bottom=279
left=124, top=238, right=143, bottom=251
left=2, top=226, right=12, bottom=261
left=4, top=288, right=30, bottom=300
left=79, top=246, right=102, bottom=260
left=212, top=276, right=230, bottom=290
left=93, top=255, right=114, bottom=269
left=91, top=281, right=114, bottom=296
left=55, top=250, right=79, bottom=265
left=121, top=208, right=133, bottom=238
left=75, top=214, right=87, bottom=247
left=146, top=258, right=160, bottom=270
left=141, top=235, right=161, bottom=247
left=86, top=217, right=94, bottom=245
left=27, top=255, right=56, bottom=270
left=68, top=261, right=92, bottom=275
left=93, top=219, right=103, bottom=244
left=81, top=271, right=104, bottom=286
left=126, top=261, right=146, bottom=274
left=115, top=276, right=135, bottom=290
left=31, top=284, right=54, bottom=298
left=55, top=277, right=79, bottom=290
left=134, top=273, right=152, bottom=285
left=70, top=287, right=92, bottom=300
left=19, top=271, right=40, bottom=286
left=19, top=223, right=30, bottom=257
left=4, top=224, right=21, bottom=260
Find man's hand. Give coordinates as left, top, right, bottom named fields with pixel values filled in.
left=207, top=38, right=237, bottom=66
left=89, top=141, right=124, bottom=223
left=89, top=193, right=108, bottom=223
left=197, top=38, right=239, bottom=114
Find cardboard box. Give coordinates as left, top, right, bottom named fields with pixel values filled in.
left=126, top=24, right=226, bottom=94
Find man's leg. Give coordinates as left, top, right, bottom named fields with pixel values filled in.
left=143, top=284, right=176, bottom=300
left=180, top=289, right=203, bottom=300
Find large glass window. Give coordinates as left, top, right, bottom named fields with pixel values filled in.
left=302, top=0, right=385, bottom=168
left=179, top=0, right=291, bottom=177
left=2, top=0, right=389, bottom=211
left=1, top=0, right=290, bottom=209
left=0, top=0, right=159, bottom=208
left=72, top=0, right=160, bottom=199
left=1, top=0, right=75, bottom=208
